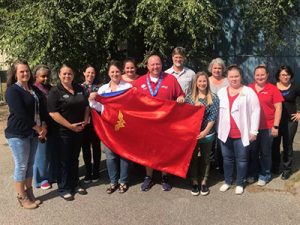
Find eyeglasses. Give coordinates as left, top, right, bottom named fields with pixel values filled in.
left=280, top=73, right=291, bottom=77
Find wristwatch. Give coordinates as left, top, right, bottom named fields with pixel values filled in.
left=273, top=126, right=279, bottom=129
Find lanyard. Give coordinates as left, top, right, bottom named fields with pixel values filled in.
left=146, top=73, right=163, bottom=97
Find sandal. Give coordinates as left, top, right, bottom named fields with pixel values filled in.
left=118, top=183, right=128, bottom=194
left=76, top=186, right=87, bottom=195
left=106, top=184, right=119, bottom=194
left=62, top=193, right=74, bottom=201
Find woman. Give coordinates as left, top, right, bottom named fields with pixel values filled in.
left=218, top=65, right=260, bottom=195
left=89, top=60, right=132, bottom=194
left=208, top=58, right=228, bottom=172
left=272, top=65, right=300, bottom=180
left=121, top=58, right=139, bottom=83
left=185, top=72, right=219, bottom=196
left=81, top=65, right=101, bottom=183
left=48, top=63, right=89, bottom=201
left=208, top=58, right=228, bottom=94
left=32, top=65, right=54, bottom=190
left=248, top=65, right=283, bottom=186
left=5, top=59, right=47, bottom=209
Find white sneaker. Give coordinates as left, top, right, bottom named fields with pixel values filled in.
left=235, top=186, right=244, bottom=195
left=256, top=180, right=266, bottom=186
left=219, top=183, right=230, bottom=192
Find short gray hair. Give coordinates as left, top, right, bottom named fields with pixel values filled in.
left=208, top=58, right=226, bottom=73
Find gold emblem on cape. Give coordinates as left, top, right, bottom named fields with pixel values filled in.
left=115, top=111, right=126, bottom=131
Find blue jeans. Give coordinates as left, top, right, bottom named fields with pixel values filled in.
left=249, top=129, right=273, bottom=182
left=102, top=143, right=129, bottom=184
left=8, top=136, right=38, bottom=181
left=33, top=141, right=50, bottom=187
left=220, top=138, right=249, bottom=186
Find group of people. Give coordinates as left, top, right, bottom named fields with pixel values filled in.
left=5, top=47, right=300, bottom=210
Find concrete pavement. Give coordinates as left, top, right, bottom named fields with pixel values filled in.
left=0, top=104, right=300, bottom=225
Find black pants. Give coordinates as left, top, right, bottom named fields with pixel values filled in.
left=58, top=131, right=82, bottom=193
left=209, top=136, right=223, bottom=171
left=272, top=120, right=298, bottom=173
left=81, top=124, right=101, bottom=176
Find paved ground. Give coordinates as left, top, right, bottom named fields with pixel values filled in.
left=0, top=104, right=300, bottom=225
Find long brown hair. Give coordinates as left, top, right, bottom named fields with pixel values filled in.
left=191, top=71, right=214, bottom=105
left=6, top=58, right=33, bottom=87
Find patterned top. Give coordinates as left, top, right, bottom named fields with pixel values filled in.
left=81, top=83, right=100, bottom=97
left=185, top=93, right=219, bottom=134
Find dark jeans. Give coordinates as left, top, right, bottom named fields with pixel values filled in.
left=272, top=120, right=298, bottom=173
left=57, top=131, right=83, bottom=194
left=81, top=124, right=101, bottom=176
left=249, top=129, right=273, bottom=182
left=220, top=138, right=249, bottom=187
left=188, top=141, right=212, bottom=182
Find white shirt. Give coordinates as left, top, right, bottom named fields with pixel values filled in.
left=89, top=81, right=132, bottom=112
left=217, top=86, right=260, bottom=147
left=165, top=66, right=195, bottom=96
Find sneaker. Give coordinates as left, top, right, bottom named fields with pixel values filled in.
left=141, top=176, right=154, bottom=192
left=281, top=171, right=291, bottom=180
left=191, top=184, right=200, bottom=196
left=92, top=174, right=100, bottom=183
left=219, top=183, right=230, bottom=192
left=161, top=176, right=172, bottom=191
left=246, top=177, right=256, bottom=184
left=83, top=175, right=92, bottom=184
left=40, top=182, right=51, bottom=190
left=200, top=184, right=210, bottom=196
left=235, top=186, right=244, bottom=195
left=256, top=179, right=266, bottom=186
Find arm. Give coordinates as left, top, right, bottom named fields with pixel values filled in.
left=49, top=112, right=84, bottom=133
left=197, top=95, right=219, bottom=139
left=291, top=83, right=300, bottom=121
left=249, top=90, right=260, bottom=141
left=272, top=102, right=282, bottom=137
left=82, top=106, right=90, bottom=126
left=174, top=77, right=185, bottom=103
left=5, top=86, right=36, bottom=127
left=197, top=121, right=215, bottom=139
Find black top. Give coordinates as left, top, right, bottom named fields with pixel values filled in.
left=279, top=83, right=300, bottom=122
left=47, top=82, right=88, bottom=134
left=5, top=84, right=47, bottom=138
left=33, top=83, right=57, bottom=135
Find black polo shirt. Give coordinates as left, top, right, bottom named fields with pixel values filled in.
left=47, top=82, right=88, bottom=133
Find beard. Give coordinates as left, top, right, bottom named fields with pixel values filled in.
left=174, top=62, right=183, bottom=67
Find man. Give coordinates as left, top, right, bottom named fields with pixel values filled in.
left=165, top=47, right=195, bottom=96
left=133, top=55, right=185, bottom=191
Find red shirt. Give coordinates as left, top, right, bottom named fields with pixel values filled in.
left=249, top=82, right=283, bottom=129
left=133, top=72, right=184, bottom=101
left=227, top=89, right=241, bottom=138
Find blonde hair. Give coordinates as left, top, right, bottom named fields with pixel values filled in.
left=191, top=71, right=214, bottom=105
